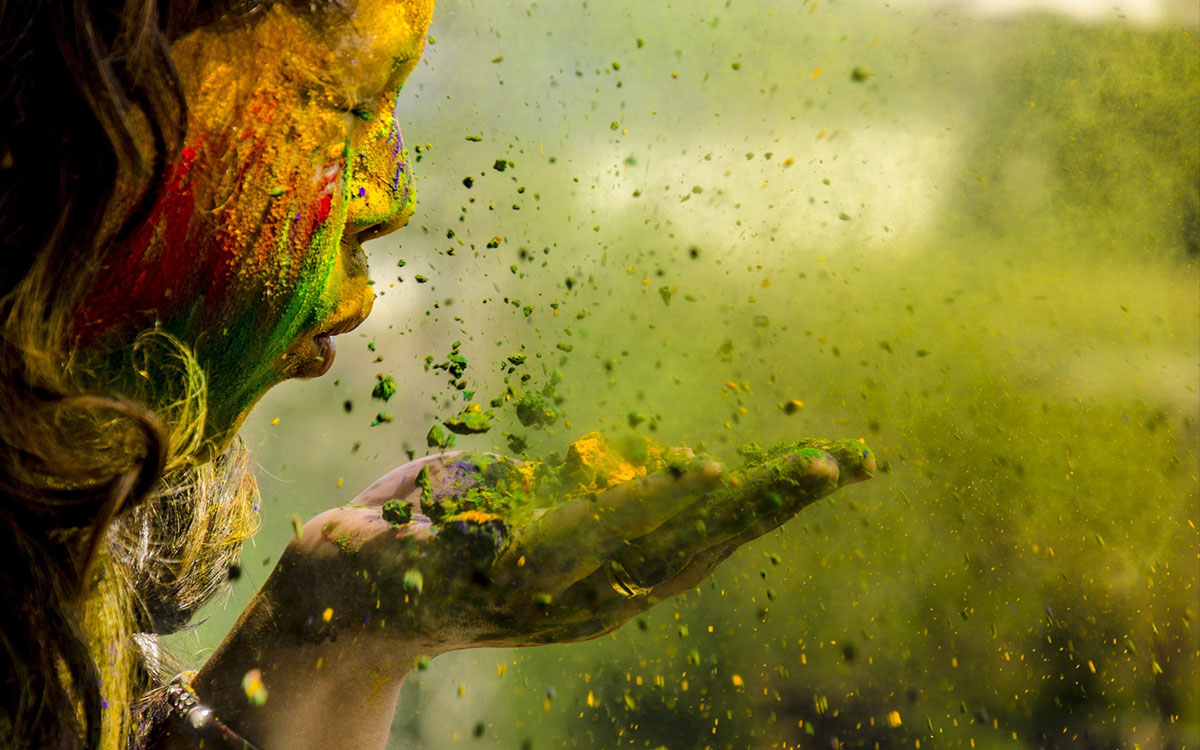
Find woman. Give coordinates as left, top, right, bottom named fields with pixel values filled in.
left=0, top=0, right=874, bottom=747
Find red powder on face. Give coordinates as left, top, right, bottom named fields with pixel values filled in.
left=314, top=191, right=334, bottom=226
left=201, top=132, right=268, bottom=306
left=76, top=138, right=204, bottom=340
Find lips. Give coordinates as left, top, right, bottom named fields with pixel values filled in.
left=296, top=307, right=368, bottom=378
left=310, top=333, right=336, bottom=377
left=287, top=241, right=374, bottom=380
left=285, top=298, right=370, bottom=379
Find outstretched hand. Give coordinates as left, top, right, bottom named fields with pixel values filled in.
left=277, top=433, right=875, bottom=653
left=177, top=434, right=873, bottom=750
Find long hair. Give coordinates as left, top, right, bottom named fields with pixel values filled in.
left=0, top=1, right=272, bottom=746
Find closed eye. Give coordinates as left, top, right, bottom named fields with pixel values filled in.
left=330, top=93, right=375, bottom=122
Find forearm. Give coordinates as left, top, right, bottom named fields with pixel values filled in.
left=157, top=582, right=417, bottom=750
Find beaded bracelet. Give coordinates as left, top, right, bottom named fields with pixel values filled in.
left=165, top=671, right=264, bottom=750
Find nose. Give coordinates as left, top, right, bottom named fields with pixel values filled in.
left=344, top=122, right=417, bottom=243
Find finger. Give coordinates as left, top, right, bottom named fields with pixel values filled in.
left=647, top=537, right=741, bottom=601
left=492, top=543, right=726, bottom=647
left=349, top=451, right=467, bottom=507
left=298, top=504, right=436, bottom=558
left=613, top=439, right=874, bottom=587
left=815, top=438, right=876, bottom=486
left=497, top=459, right=723, bottom=593
left=519, top=599, right=646, bottom=645
left=482, top=584, right=649, bottom=647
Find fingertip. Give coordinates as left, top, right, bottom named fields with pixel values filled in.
left=839, top=442, right=876, bottom=486
left=808, top=453, right=841, bottom=485
left=856, top=449, right=877, bottom=482
left=697, top=458, right=724, bottom=480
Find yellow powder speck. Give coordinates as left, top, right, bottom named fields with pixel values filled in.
left=336, top=476, right=344, bottom=487
left=322, top=607, right=333, bottom=622
left=497, top=664, right=506, bottom=677
left=270, top=417, right=280, bottom=425
left=446, top=510, right=503, bottom=525
left=886, top=710, right=902, bottom=727
left=515, top=462, right=538, bottom=491
left=731, top=674, right=744, bottom=687
left=586, top=690, right=597, bottom=708
left=242, top=669, right=268, bottom=707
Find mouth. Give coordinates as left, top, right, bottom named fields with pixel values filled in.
left=294, top=306, right=371, bottom=379
left=286, top=240, right=376, bottom=380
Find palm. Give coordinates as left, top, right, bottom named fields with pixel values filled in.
left=274, top=435, right=875, bottom=653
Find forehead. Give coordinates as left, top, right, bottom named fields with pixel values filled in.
left=317, top=0, right=434, bottom=90
left=183, top=0, right=433, bottom=97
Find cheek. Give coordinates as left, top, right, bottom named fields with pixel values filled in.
left=77, top=106, right=352, bottom=343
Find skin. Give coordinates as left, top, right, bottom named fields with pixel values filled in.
left=63, top=1, right=881, bottom=746
left=169, top=439, right=875, bottom=749
left=77, top=0, right=433, bottom=445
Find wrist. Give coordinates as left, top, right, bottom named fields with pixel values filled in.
left=189, top=569, right=425, bottom=749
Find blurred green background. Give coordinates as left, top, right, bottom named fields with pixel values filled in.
left=167, top=0, right=1199, bottom=747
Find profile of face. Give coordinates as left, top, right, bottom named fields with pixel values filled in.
left=76, top=0, right=434, bottom=444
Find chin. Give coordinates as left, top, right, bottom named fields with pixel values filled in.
left=283, top=291, right=375, bottom=381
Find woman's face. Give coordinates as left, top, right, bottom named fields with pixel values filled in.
left=78, top=0, right=434, bottom=443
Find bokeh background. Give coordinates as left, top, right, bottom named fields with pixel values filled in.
left=167, top=0, right=1200, bottom=747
